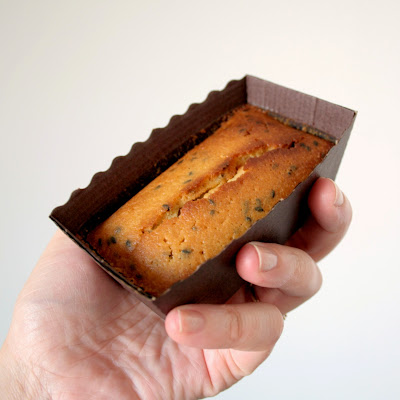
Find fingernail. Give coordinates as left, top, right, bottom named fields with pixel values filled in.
left=250, top=243, right=278, bottom=272
left=178, top=309, right=205, bottom=333
left=332, top=180, right=344, bottom=207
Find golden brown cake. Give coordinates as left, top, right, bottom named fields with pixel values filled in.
left=86, top=104, right=333, bottom=296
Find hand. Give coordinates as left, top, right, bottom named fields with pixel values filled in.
left=0, top=178, right=351, bottom=400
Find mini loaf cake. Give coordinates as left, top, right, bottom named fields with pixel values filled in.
left=87, top=104, right=334, bottom=296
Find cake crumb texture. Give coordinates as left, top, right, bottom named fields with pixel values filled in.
left=87, top=104, right=333, bottom=296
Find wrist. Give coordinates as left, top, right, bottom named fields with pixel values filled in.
left=0, top=341, right=46, bottom=400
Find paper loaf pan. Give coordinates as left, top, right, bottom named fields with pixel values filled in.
left=50, top=75, right=356, bottom=318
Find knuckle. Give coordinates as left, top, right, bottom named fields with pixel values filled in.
left=293, top=250, right=314, bottom=277
left=300, top=255, right=322, bottom=295
left=293, top=252, right=313, bottom=284
left=268, top=307, right=284, bottom=343
left=226, top=307, right=244, bottom=345
left=222, top=305, right=285, bottom=351
left=280, top=249, right=322, bottom=297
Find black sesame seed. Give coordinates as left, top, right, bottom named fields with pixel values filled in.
left=183, top=179, right=192, bottom=184
left=210, top=210, right=216, bottom=215
left=300, top=142, right=311, bottom=151
left=313, top=140, right=319, bottom=146
left=97, top=238, right=102, bottom=247
left=126, top=240, right=132, bottom=248
left=271, top=190, right=276, bottom=198
left=246, top=216, right=252, bottom=222
left=135, top=273, right=143, bottom=280
left=209, top=199, right=216, bottom=206
left=255, top=199, right=264, bottom=212
left=188, top=171, right=194, bottom=176
left=154, top=184, right=162, bottom=190
left=177, top=159, right=184, bottom=165
left=181, top=249, right=192, bottom=254
left=254, top=199, right=264, bottom=212
left=110, top=236, right=117, bottom=244
left=162, top=204, right=170, bottom=211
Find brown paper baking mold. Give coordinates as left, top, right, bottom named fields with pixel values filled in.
left=50, top=75, right=356, bottom=318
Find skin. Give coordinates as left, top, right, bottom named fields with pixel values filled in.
left=0, top=178, right=352, bottom=400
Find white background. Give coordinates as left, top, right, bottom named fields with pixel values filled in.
left=1, top=1, right=399, bottom=399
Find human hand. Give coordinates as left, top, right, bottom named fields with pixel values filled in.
left=0, top=177, right=351, bottom=400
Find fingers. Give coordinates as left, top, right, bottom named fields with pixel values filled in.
left=236, top=242, right=322, bottom=313
left=233, top=178, right=351, bottom=313
left=286, top=177, right=352, bottom=262
left=166, top=178, right=349, bottom=349
left=165, top=302, right=283, bottom=351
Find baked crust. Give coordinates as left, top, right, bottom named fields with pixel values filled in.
left=87, top=104, right=333, bottom=296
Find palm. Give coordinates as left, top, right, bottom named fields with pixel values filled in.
left=10, top=233, right=262, bottom=400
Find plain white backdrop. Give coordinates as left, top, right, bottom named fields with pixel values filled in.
left=1, top=1, right=399, bottom=399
